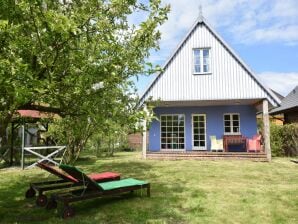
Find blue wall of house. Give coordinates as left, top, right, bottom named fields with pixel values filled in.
left=148, top=105, right=257, bottom=151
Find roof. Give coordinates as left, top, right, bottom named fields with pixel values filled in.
left=139, top=15, right=281, bottom=107
left=270, top=89, right=284, bottom=101
left=270, top=86, right=298, bottom=115
left=15, top=110, right=55, bottom=120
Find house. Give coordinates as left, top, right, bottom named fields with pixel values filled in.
left=257, top=89, right=284, bottom=125
left=270, top=86, right=298, bottom=124
left=139, top=13, right=280, bottom=161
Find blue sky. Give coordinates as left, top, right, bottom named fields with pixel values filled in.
left=131, top=0, right=298, bottom=97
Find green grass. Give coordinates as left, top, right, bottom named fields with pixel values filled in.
left=0, top=152, right=297, bottom=224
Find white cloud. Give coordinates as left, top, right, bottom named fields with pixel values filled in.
left=157, top=0, right=298, bottom=48
left=257, top=72, right=298, bottom=96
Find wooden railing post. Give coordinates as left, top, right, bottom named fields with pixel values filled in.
left=142, top=105, right=147, bottom=159
left=263, top=99, right=271, bottom=161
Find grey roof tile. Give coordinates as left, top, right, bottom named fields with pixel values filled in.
left=270, top=86, right=298, bottom=114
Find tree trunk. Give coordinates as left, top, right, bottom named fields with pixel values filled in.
left=0, top=114, right=12, bottom=147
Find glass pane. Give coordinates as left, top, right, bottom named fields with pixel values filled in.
left=233, top=114, right=239, bottom=120
left=194, top=141, right=199, bottom=147
left=194, top=135, right=199, bottom=140
left=161, top=127, right=166, bottom=132
left=195, top=65, right=200, bottom=73
left=199, top=122, right=204, bottom=128
left=179, top=133, right=184, bottom=137
left=161, top=133, right=166, bottom=137
left=203, top=49, right=209, bottom=57
left=179, top=127, right=184, bottom=132
left=199, top=141, right=205, bottom=147
left=233, top=121, right=239, bottom=127
left=224, top=121, right=230, bottom=126
left=161, top=138, right=166, bottom=143
left=178, top=120, right=184, bottom=126
left=161, top=144, right=166, bottom=149
left=203, top=65, right=209, bottom=73
left=193, top=116, right=198, bottom=122
left=178, top=114, right=184, bottom=121
left=224, top=115, right=230, bottom=121
left=179, top=144, right=184, bottom=149
left=225, top=127, right=231, bottom=133
left=233, top=127, right=239, bottom=133
left=194, top=49, right=200, bottom=56
left=194, top=128, right=199, bottom=134
left=167, top=116, right=172, bottom=121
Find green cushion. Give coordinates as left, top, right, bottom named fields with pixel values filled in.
left=98, top=178, right=148, bottom=191
left=59, top=164, right=82, bottom=173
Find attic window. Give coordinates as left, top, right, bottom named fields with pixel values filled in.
left=193, top=48, right=210, bottom=74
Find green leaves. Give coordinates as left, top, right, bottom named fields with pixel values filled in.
left=0, top=0, right=169, bottom=159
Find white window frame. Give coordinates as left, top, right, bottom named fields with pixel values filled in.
left=193, top=48, right=211, bottom=74
left=192, top=114, right=207, bottom=150
left=223, top=113, right=241, bottom=135
left=160, top=114, right=185, bottom=151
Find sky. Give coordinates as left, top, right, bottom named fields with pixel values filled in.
left=130, top=0, right=298, bottom=97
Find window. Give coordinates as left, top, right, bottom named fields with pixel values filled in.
left=193, top=48, right=210, bottom=74
left=224, top=114, right=240, bottom=134
left=160, top=115, right=185, bottom=150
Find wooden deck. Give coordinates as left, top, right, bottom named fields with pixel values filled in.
left=146, top=151, right=268, bottom=161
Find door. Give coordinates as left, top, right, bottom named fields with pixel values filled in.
left=192, top=114, right=206, bottom=150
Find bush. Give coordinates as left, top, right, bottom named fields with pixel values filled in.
left=270, top=123, right=298, bottom=157
left=270, top=124, right=283, bottom=157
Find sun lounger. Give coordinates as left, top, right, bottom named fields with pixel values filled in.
left=46, top=164, right=150, bottom=219
left=25, top=162, right=120, bottom=207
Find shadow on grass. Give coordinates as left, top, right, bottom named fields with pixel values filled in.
left=0, top=157, right=189, bottom=223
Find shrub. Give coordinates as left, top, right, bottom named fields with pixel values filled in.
left=270, top=124, right=283, bottom=157
left=270, top=123, right=298, bottom=157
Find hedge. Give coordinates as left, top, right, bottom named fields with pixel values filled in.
left=270, top=123, right=298, bottom=157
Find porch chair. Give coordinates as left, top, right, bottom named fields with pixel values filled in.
left=46, top=164, right=150, bottom=219
left=246, top=135, right=262, bottom=152
left=210, top=136, right=224, bottom=152
left=25, top=162, right=120, bottom=207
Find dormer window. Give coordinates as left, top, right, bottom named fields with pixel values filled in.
left=193, top=48, right=210, bottom=74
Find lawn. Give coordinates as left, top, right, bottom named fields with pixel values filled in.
left=0, top=152, right=297, bottom=224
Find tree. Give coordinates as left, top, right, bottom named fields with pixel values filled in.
left=0, top=0, right=169, bottom=160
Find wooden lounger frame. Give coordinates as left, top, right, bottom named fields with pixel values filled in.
left=25, top=162, right=120, bottom=207
left=47, top=164, right=150, bottom=219
left=47, top=182, right=150, bottom=219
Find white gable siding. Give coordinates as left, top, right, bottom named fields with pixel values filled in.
left=142, top=22, right=278, bottom=106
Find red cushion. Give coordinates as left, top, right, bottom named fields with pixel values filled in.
left=88, top=172, right=120, bottom=182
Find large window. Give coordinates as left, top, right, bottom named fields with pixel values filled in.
left=161, top=115, right=185, bottom=150
left=193, top=48, right=210, bottom=74
left=224, top=114, right=240, bottom=134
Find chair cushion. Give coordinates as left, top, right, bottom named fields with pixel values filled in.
left=98, top=178, right=147, bottom=191
left=88, top=172, right=120, bottom=182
